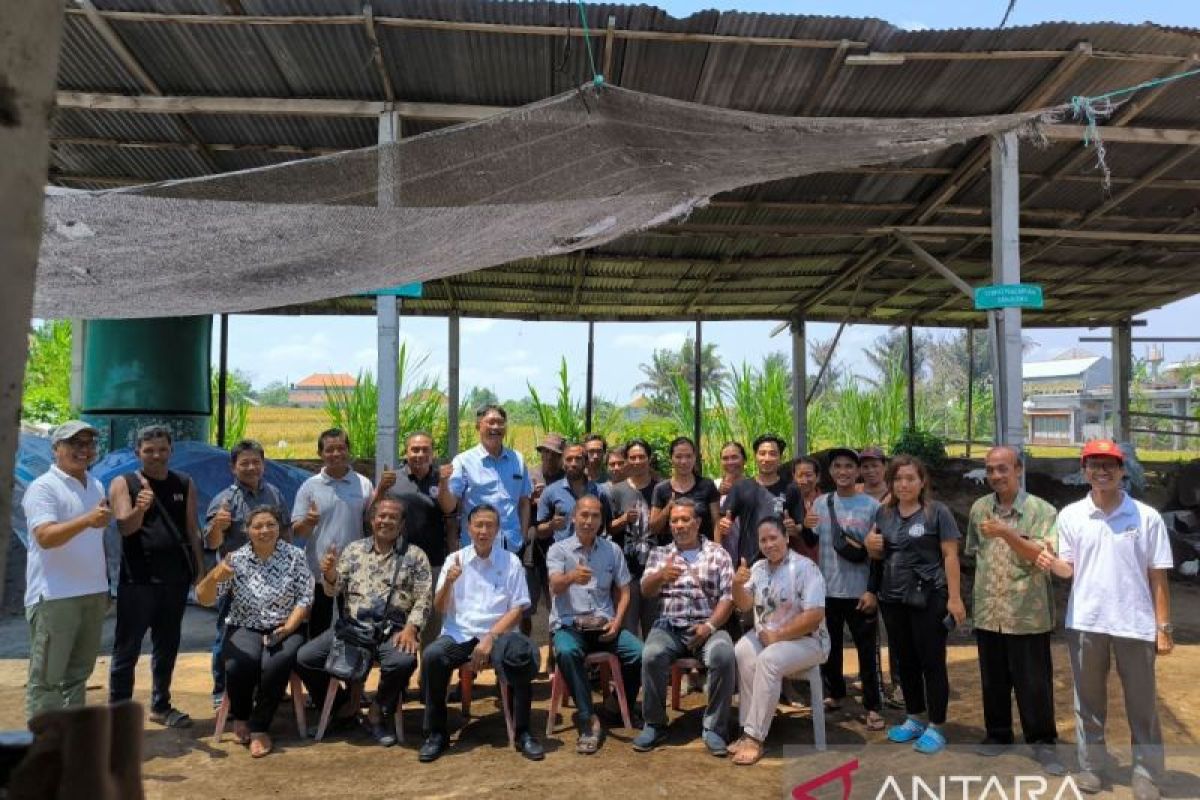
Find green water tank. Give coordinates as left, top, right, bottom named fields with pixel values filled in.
left=81, top=316, right=212, bottom=450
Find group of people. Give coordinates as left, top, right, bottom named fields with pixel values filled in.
left=19, top=409, right=1174, bottom=797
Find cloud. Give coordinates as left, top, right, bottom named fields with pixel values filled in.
left=498, top=348, right=530, bottom=365
left=462, top=318, right=497, bottom=336
left=612, top=331, right=689, bottom=352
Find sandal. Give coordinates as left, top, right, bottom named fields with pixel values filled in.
left=727, top=736, right=750, bottom=756
left=732, top=739, right=764, bottom=766
left=862, top=711, right=886, bottom=731
left=913, top=727, right=947, bottom=755
left=232, top=721, right=251, bottom=746
left=823, top=697, right=842, bottom=712
left=249, top=733, right=272, bottom=758
left=149, top=707, right=192, bottom=729
left=887, top=717, right=927, bottom=743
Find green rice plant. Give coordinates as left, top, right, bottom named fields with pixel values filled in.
left=323, top=370, right=378, bottom=460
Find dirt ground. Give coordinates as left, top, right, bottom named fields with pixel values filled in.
left=0, top=584, right=1198, bottom=800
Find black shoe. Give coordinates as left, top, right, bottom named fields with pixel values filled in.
left=515, top=731, right=545, bottom=761
left=975, top=737, right=1013, bottom=757
left=419, top=733, right=449, bottom=763
left=368, top=717, right=397, bottom=748
left=1033, top=745, right=1066, bottom=777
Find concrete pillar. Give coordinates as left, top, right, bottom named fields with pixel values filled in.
left=375, top=108, right=401, bottom=476
left=585, top=322, right=595, bottom=433
left=791, top=319, right=807, bottom=455
left=447, top=313, right=460, bottom=457
left=989, top=131, right=1025, bottom=449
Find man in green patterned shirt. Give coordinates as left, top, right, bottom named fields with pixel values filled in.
left=965, top=446, right=1062, bottom=774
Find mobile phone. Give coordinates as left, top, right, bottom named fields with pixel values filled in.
left=943, top=613, right=957, bottom=632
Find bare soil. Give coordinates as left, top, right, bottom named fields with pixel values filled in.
left=0, top=583, right=1198, bottom=800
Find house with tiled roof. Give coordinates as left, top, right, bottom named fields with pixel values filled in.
left=288, top=372, right=356, bottom=408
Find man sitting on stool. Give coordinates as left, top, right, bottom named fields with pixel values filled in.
left=634, top=497, right=735, bottom=756
left=419, top=504, right=544, bottom=762
left=547, top=495, right=643, bottom=754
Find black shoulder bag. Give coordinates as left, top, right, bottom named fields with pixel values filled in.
left=325, top=539, right=409, bottom=682
left=828, top=494, right=868, bottom=563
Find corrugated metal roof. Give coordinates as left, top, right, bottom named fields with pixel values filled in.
left=1024, top=356, right=1104, bottom=378
left=50, top=2, right=1200, bottom=325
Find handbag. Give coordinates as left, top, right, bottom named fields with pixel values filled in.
left=827, top=494, right=868, bottom=564
left=902, top=574, right=932, bottom=610
left=324, top=539, right=409, bottom=682
left=572, top=614, right=609, bottom=632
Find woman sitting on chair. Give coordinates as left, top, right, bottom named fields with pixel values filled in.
left=731, top=517, right=829, bottom=765
left=197, top=505, right=312, bottom=757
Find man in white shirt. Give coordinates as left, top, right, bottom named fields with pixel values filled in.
left=20, top=421, right=112, bottom=720
left=1038, top=439, right=1173, bottom=800
left=418, top=504, right=543, bottom=763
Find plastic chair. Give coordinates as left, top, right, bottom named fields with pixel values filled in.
left=669, top=657, right=704, bottom=711
left=458, top=663, right=515, bottom=746
left=314, top=674, right=405, bottom=743
left=546, top=651, right=633, bottom=735
left=779, top=664, right=826, bottom=751
left=213, top=672, right=307, bottom=742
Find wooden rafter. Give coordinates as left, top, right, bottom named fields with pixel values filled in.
left=362, top=3, right=395, bottom=103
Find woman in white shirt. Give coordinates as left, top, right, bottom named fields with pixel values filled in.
left=730, top=517, right=829, bottom=766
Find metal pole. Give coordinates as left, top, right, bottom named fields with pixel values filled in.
left=1112, top=319, right=1132, bottom=443
left=966, top=327, right=975, bottom=458
left=989, top=131, right=1025, bottom=449
left=905, top=323, right=916, bottom=431
left=693, top=320, right=703, bottom=464
left=585, top=321, right=595, bottom=432
left=375, top=107, right=402, bottom=477
left=217, top=313, right=229, bottom=448
left=791, top=319, right=807, bottom=454
left=447, top=313, right=460, bottom=457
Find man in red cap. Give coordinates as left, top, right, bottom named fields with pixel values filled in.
left=1037, top=439, right=1173, bottom=799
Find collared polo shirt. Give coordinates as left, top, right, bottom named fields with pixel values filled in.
left=291, top=468, right=374, bottom=576
left=386, top=460, right=447, bottom=567
left=437, top=544, right=529, bottom=643
left=1057, top=491, right=1173, bottom=642
left=205, top=480, right=291, bottom=556
left=536, top=477, right=610, bottom=543
left=965, top=490, right=1058, bottom=635
left=546, top=534, right=630, bottom=631
left=21, top=465, right=110, bottom=607
left=448, top=444, right=532, bottom=552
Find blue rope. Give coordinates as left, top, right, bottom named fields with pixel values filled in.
left=1067, top=66, right=1200, bottom=192
left=575, top=0, right=604, bottom=87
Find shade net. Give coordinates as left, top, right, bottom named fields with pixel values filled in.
left=35, top=84, right=1041, bottom=318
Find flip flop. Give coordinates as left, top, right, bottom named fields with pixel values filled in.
left=232, top=721, right=251, bottom=746
left=862, top=711, right=886, bottom=731
left=150, top=708, right=192, bottom=729
left=249, top=734, right=272, bottom=758
left=732, top=740, right=764, bottom=766
left=576, top=731, right=601, bottom=755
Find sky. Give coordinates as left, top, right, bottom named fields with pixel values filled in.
left=216, top=0, right=1200, bottom=403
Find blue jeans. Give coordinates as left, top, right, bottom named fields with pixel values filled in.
left=552, top=626, right=643, bottom=729
left=641, top=623, right=735, bottom=733
left=211, top=591, right=232, bottom=698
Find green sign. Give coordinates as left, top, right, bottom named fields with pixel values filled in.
left=974, top=283, right=1043, bottom=310
left=370, top=283, right=423, bottom=298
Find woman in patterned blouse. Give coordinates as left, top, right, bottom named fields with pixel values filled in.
left=198, top=505, right=313, bottom=757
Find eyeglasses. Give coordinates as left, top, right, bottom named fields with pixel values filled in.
left=1085, top=461, right=1121, bottom=472
left=64, top=438, right=98, bottom=450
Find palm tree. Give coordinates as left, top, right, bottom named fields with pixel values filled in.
left=636, top=335, right=726, bottom=414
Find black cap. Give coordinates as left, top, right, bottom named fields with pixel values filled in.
left=826, top=447, right=860, bottom=465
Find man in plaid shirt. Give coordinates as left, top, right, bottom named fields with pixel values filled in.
left=634, top=497, right=735, bottom=756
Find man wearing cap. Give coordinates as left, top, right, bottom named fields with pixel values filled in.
left=1037, top=440, right=1173, bottom=799
left=20, top=421, right=112, bottom=719
left=858, top=446, right=890, bottom=503
left=965, top=446, right=1063, bottom=774
left=812, top=447, right=884, bottom=729
left=523, top=433, right=567, bottom=636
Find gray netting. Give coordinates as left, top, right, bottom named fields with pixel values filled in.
left=35, top=84, right=1041, bottom=318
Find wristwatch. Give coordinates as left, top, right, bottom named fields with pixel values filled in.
left=1158, top=622, right=1174, bottom=635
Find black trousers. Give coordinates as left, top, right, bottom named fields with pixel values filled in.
left=296, top=628, right=418, bottom=715
left=976, top=628, right=1057, bottom=745
left=421, top=633, right=540, bottom=737
left=108, top=582, right=190, bottom=713
left=822, top=596, right=883, bottom=712
left=307, top=590, right=337, bottom=639
left=880, top=596, right=950, bottom=725
left=224, top=626, right=305, bottom=733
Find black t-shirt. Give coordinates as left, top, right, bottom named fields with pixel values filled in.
left=725, top=475, right=791, bottom=563
left=870, top=501, right=961, bottom=604
left=651, top=477, right=720, bottom=540
left=608, top=479, right=662, bottom=575
left=782, top=483, right=821, bottom=560
left=121, top=470, right=193, bottom=585
left=386, top=461, right=447, bottom=568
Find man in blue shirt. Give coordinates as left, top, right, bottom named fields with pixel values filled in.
left=439, top=405, right=531, bottom=555
left=547, top=495, right=641, bottom=754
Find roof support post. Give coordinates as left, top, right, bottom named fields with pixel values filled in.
left=791, top=318, right=807, bottom=455
left=375, top=108, right=401, bottom=477
left=989, top=131, right=1024, bottom=450
left=906, top=324, right=917, bottom=431
left=447, top=313, right=461, bottom=458
left=693, top=320, right=703, bottom=469
left=966, top=327, right=975, bottom=458
left=217, top=313, right=229, bottom=448
left=70, top=318, right=87, bottom=409
left=585, top=322, right=595, bottom=433
left=1112, top=320, right=1132, bottom=444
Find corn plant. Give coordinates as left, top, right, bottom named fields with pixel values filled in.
left=528, top=357, right=587, bottom=440
left=210, top=370, right=251, bottom=445
left=323, top=370, right=378, bottom=460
